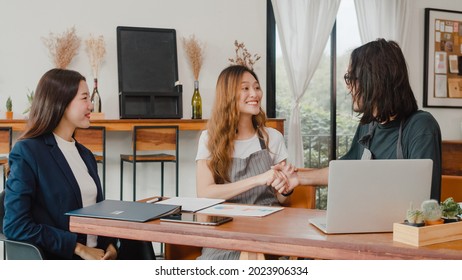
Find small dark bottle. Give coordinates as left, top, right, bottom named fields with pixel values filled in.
left=191, top=80, right=202, bottom=119
left=91, top=78, right=101, bottom=113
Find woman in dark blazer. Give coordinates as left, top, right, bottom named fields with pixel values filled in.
left=3, top=68, right=117, bottom=260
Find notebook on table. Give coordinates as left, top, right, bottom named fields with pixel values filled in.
left=66, top=200, right=181, bottom=222
left=309, top=159, right=433, bottom=234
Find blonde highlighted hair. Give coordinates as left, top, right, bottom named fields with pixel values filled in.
left=207, top=65, right=268, bottom=184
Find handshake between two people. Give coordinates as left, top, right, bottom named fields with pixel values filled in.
left=264, top=161, right=299, bottom=196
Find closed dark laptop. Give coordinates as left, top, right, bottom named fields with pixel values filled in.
left=66, top=199, right=181, bottom=222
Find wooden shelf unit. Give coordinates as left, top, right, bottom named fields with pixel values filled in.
left=0, top=118, right=285, bottom=134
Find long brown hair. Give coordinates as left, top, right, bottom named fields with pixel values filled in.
left=20, top=68, right=86, bottom=140
left=345, top=38, right=417, bottom=124
left=207, top=65, right=268, bottom=184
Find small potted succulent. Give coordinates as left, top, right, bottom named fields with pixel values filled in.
left=23, top=90, right=34, bottom=116
left=421, top=199, right=444, bottom=225
left=440, top=197, right=462, bottom=223
left=5, top=96, right=13, bottom=119
left=406, top=208, right=424, bottom=227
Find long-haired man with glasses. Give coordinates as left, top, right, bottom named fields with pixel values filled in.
left=273, top=38, right=442, bottom=201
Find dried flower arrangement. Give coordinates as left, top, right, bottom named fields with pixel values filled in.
left=228, top=40, right=261, bottom=70
left=85, top=34, right=106, bottom=79
left=182, top=35, right=205, bottom=81
left=42, top=26, right=81, bottom=69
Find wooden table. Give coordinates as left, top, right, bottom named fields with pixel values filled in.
left=69, top=207, right=462, bottom=260
left=0, top=118, right=285, bottom=133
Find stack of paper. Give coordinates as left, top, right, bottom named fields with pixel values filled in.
left=156, top=197, right=225, bottom=212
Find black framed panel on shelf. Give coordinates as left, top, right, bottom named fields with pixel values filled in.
left=117, top=26, right=183, bottom=118
left=119, top=91, right=182, bottom=119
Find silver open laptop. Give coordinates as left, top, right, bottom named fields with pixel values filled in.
left=309, top=159, right=433, bottom=234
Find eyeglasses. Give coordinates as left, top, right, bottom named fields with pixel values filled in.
left=344, top=72, right=355, bottom=86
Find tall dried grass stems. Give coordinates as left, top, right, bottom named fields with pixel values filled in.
left=42, top=26, right=81, bottom=69
left=228, top=40, right=261, bottom=71
left=182, top=35, right=205, bottom=81
left=85, top=35, right=106, bottom=79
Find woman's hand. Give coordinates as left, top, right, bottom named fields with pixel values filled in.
left=103, top=244, right=118, bottom=260
left=258, top=168, right=288, bottom=187
left=271, top=162, right=299, bottom=194
left=75, top=242, right=116, bottom=260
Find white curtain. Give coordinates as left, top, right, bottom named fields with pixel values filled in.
left=354, top=0, right=413, bottom=49
left=271, top=0, right=340, bottom=167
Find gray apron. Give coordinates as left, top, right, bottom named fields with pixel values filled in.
left=360, top=120, right=404, bottom=160
left=197, top=137, right=278, bottom=260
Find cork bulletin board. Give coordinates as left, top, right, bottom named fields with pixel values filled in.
left=424, top=8, right=462, bottom=108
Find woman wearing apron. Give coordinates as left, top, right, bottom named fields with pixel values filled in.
left=195, top=65, right=291, bottom=260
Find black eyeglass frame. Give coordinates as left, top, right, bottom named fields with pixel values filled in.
left=343, top=72, right=356, bottom=86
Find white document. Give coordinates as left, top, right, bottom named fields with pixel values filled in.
left=198, top=204, right=283, bottom=217
left=435, top=74, right=448, bottom=98
left=449, top=55, right=459, bottom=73
left=156, top=197, right=225, bottom=212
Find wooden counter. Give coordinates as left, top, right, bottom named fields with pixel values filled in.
left=0, top=118, right=285, bottom=134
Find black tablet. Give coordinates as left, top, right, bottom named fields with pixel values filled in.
left=160, top=213, right=233, bottom=226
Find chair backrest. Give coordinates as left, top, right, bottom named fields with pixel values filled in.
left=289, top=168, right=317, bottom=209
left=73, top=126, right=106, bottom=155
left=0, top=190, right=5, bottom=232
left=0, top=190, right=45, bottom=260
left=441, top=175, right=462, bottom=202
left=1, top=237, right=44, bottom=260
left=0, top=127, right=12, bottom=154
left=133, top=126, right=178, bottom=152
left=288, top=185, right=317, bottom=209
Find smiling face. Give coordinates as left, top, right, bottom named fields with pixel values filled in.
left=60, top=80, right=93, bottom=131
left=238, top=71, right=262, bottom=116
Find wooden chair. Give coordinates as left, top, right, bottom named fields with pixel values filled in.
left=285, top=184, right=317, bottom=208
left=0, top=127, right=12, bottom=189
left=440, top=141, right=462, bottom=202
left=120, top=126, right=179, bottom=201
left=164, top=184, right=317, bottom=260
left=73, top=126, right=106, bottom=194
left=1, top=190, right=45, bottom=260
left=441, top=175, right=462, bottom=202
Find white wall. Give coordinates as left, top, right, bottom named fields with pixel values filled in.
left=1, top=0, right=461, bottom=200
left=406, top=0, right=462, bottom=140
left=0, top=0, right=267, bottom=199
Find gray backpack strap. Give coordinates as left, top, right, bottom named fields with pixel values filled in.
left=359, top=122, right=377, bottom=160
left=396, top=120, right=404, bottom=159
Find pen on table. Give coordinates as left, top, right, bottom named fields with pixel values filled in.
left=146, top=197, right=163, bottom=203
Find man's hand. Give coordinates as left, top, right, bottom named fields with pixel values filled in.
left=271, top=162, right=299, bottom=194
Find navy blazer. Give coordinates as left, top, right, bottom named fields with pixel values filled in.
left=3, top=133, right=116, bottom=259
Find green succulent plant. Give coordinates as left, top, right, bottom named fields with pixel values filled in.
left=440, top=197, right=462, bottom=219
left=421, top=199, right=442, bottom=222
left=6, top=96, right=12, bottom=112
left=406, top=209, right=424, bottom=224
left=23, top=90, right=34, bottom=114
